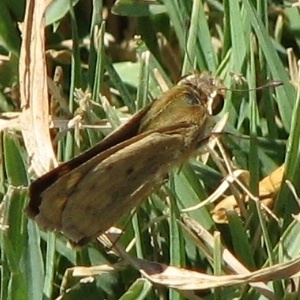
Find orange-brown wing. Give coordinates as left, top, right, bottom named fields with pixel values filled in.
left=26, top=105, right=151, bottom=219
left=32, top=131, right=186, bottom=245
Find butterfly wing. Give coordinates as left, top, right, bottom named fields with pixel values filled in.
left=32, top=129, right=187, bottom=245
left=26, top=106, right=151, bottom=218
left=26, top=73, right=221, bottom=245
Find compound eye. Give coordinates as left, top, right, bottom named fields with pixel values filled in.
left=208, top=94, right=224, bottom=115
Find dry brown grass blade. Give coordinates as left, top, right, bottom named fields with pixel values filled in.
left=63, top=228, right=292, bottom=299
left=182, top=215, right=300, bottom=283
left=130, top=256, right=300, bottom=292
left=181, top=216, right=274, bottom=298
left=181, top=169, right=249, bottom=213
left=0, top=113, right=20, bottom=131
left=63, top=222, right=300, bottom=299
left=212, top=165, right=284, bottom=223
left=70, top=264, right=119, bottom=276
left=117, top=243, right=298, bottom=300
left=19, top=0, right=58, bottom=176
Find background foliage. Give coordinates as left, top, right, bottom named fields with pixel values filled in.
left=1, top=0, right=300, bottom=299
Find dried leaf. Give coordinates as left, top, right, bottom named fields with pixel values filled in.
left=212, top=165, right=284, bottom=223
left=19, top=0, right=58, bottom=176
left=93, top=228, right=300, bottom=300
left=133, top=256, right=300, bottom=291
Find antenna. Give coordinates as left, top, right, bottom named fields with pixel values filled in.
left=219, top=80, right=283, bottom=93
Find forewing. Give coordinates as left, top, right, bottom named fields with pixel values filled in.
left=26, top=105, right=151, bottom=220
left=34, top=131, right=186, bottom=244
